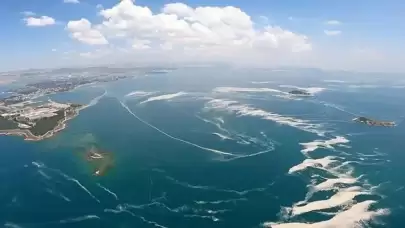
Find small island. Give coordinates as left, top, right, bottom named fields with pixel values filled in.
left=85, top=146, right=114, bottom=176
left=0, top=100, right=83, bottom=140
left=353, top=116, right=395, bottom=127
left=288, top=90, right=311, bottom=96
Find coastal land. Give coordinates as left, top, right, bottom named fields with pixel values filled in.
left=0, top=101, right=83, bottom=141
left=0, top=66, right=174, bottom=141
left=353, top=116, right=396, bottom=127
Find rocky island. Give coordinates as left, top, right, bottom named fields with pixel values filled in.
left=288, top=90, right=311, bottom=96
left=353, top=116, right=395, bottom=127
left=0, top=100, right=83, bottom=140
left=85, top=147, right=114, bottom=176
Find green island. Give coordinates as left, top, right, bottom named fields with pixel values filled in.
left=353, top=116, right=395, bottom=127
left=0, top=100, right=83, bottom=140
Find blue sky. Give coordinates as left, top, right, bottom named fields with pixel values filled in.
left=1, top=0, right=405, bottom=72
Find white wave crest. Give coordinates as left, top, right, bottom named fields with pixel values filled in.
left=32, top=161, right=45, bottom=168
left=212, top=132, right=233, bottom=140
left=205, top=99, right=326, bottom=136
left=291, top=186, right=367, bottom=216
left=125, top=91, right=155, bottom=98
left=59, top=215, right=100, bottom=224
left=314, top=177, right=359, bottom=192
left=288, top=156, right=338, bottom=174
left=300, top=136, right=349, bottom=154
left=213, top=87, right=283, bottom=93
left=140, top=92, right=187, bottom=104
left=323, top=80, right=346, bottom=83
left=265, top=200, right=388, bottom=228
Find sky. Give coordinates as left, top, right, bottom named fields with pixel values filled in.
left=1, top=0, right=405, bottom=72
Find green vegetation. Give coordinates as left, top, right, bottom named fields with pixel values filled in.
left=0, top=116, right=18, bottom=130
left=29, top=110, right=65, bottom=136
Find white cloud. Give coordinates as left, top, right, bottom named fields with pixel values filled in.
left=64, top=0, right=80, bottom=3
left=24, top=16, right=56, bottom=27
left=67, top=18, right=108, bottom=45
left=325, top=20, right=341, bottom=25
left=52, top=48, right=57, bottom=52
left=324, top=30, right=341, bottom=36
left=132, top=39, right=151, bottom=49
left=22, top=11, right=35, bottom=16
left=86, top=0, right=311, bottom=62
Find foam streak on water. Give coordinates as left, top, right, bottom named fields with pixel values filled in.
left=97, top=183, right=119, bottom=200
left=59, top=215, right=100, bottom=224
left=139, top=92, right=187, bottom=104
left=204, top=99, right=326, bottom=136
left=265, top=135, right=388, bottom=227
left=32, top=161, right=100, bottom=203
left=265, top=201, right=388, bottom=228
left=120, top=100, right=242, bottom=157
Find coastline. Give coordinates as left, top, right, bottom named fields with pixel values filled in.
left=0, top=90, right=106, bottom=141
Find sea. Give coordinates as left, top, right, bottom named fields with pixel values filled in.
left=1, top=67, right=405, bottom=228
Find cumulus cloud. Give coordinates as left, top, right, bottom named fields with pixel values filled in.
left=24, top=16, right=56, bottom=27
left=324, top=30, right=341, bottom=36
left=65, top=0, right=311, bottom=63
left=64, top=0, right=80, bottom=3
left=325, top=20, right=341, bottom=25
left=67, top=18, right=108, bottom=45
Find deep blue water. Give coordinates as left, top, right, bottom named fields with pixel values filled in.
left=1, top=68, right=405, bottom=228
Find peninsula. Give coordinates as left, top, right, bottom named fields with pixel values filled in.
left=353, top=116, right=395, bottom=127
left=0, top=100, right=83, bottom=141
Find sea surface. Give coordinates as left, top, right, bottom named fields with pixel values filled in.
left=1, top=67, right=405, bottom=228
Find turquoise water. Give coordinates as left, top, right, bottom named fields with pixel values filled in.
left=1, top=68, right=405, bottom=227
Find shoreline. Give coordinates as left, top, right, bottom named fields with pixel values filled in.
left=0, top=90, right=106, bottom=141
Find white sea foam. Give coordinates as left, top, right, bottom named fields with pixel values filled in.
left=165, top=175, right=269, bottom=196
left=4, top=223, right=22, bottom=228
left=213, top=87, right=284, bottom=94
left=212, top=132, right=232, bottom=140
left=59, top=173, right=100, bottom=203
left=120, top=101, right=238, bottom=157
left=279, top=85, right=326, bottom=95
left=46, top=188, right=71, bottom=202
left=38, top=170, right=51, bottom=180
left=194, top=198, right=248, bottom=205
left=205, top=99, right=326, bottom=136
left=291, top=186, right=367, bottom=216
left=32, top=161, right=45, bottom=168
left=288, top=156, right=338, bottom=174
left=125, top=91, right=155, bottom=98
left=300, top=136, right=349, bottom=155
left=265, top=200, right=388, bottom=228
left=59, top=215, right=100, bottom=224
left=313, top=177, right=359, bottom=192
left=97, top=183, right=119, bottom=200
left=140, top=92, right=187, bottom=104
